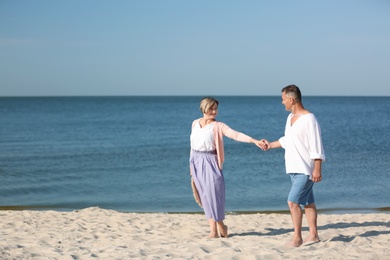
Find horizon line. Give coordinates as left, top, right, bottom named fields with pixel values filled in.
left=1, top=94, right=389, bottom=98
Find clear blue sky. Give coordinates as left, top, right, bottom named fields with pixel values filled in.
left=1, top=0, right=389, bottom=96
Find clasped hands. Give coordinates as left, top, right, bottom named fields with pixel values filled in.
left=254, top=139, right=270, bottom=151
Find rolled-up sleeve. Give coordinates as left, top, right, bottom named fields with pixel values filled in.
left=308, top=119, right=326, bottom=161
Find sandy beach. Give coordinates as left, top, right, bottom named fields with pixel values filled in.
left=1, top=207, right=389, bottom=259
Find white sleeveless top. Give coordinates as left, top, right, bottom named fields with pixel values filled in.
left=190, top=121, right=216, bottom=151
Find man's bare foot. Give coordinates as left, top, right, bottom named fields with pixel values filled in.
left=219, top=225, right=228, bottom=238
left=303, top=236, right=320, bottom=244
left=287, top=238, right=303, bottom=247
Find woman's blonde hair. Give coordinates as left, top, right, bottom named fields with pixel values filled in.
left=199, top=97, right=219, bottom=113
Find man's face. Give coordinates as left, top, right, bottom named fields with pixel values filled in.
left=281, top=92, right=293, bottom=111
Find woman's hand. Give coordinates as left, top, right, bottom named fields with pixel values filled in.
left=253, top=139, right=269, bottom=150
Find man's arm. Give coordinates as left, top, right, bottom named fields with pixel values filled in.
left=261, top=140, right=282, bottom=151
left=312, top=159, right=322, bottom=182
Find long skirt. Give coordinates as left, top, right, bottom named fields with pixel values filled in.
left=189, top=150, right=225, bottom=221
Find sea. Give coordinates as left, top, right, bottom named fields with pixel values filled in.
left=0, top=96, right=389, bottom=214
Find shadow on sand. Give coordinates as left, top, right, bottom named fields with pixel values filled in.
left=229, top=220, right=390, bottom=241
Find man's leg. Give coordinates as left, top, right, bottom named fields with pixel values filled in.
left=288, top=201, right=303, bottom=247
left=304, top=203, right=320, bottom=243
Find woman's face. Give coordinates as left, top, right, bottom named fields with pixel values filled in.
left=204, top=104, right=218, bottom=119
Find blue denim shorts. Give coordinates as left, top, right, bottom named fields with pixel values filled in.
left=288, top=173, right=315, bottom=206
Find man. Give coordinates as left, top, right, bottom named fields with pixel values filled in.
left=262, top=84, right=325, bottom=247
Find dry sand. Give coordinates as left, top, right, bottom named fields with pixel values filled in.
left=1, top=207, right=389, bottom=259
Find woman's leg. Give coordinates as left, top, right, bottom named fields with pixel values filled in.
left=208, top=219, right=219, bottom=238
left=207, top=219, right=228, bottom=238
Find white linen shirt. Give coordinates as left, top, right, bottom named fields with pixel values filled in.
left=278, top=113, right=325, bottom=178
left=190, top=121, right=216, bottom=151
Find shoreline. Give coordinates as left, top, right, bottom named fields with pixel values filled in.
left=1, top=207, right=389, bottom=259
left=1, top=205, right=389, bottom=214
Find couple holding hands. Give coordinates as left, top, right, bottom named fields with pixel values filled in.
left=189, top=84, right=325, bottom=247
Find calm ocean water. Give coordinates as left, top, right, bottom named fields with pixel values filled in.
left=0, top=96, right=389, bottom=213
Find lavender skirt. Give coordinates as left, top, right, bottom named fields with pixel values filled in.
left=189, top=150, right=225, bottom=221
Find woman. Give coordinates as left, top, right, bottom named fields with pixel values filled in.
left=189, top=97, right=264, bottom=238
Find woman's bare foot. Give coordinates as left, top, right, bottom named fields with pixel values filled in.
left=219, top=225, right=228, bottom=238
left=208, top=232, right=220, bottom=239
